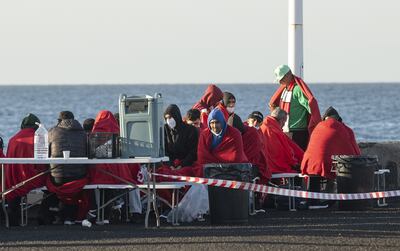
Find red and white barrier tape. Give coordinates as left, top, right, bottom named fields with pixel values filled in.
left=152, top=173, right=400, bottom=200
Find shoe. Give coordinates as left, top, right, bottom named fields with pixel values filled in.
left=64, top=220, right=75, bottom=225
left=87, top=210, right=97, bottom=219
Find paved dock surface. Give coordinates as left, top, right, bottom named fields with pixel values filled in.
left=1, top=207, right=400, bottom=250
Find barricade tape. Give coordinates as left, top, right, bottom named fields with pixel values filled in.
left=152, top=173, right=400, bottom=200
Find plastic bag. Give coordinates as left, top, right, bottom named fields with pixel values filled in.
left=167, top=184, right=209, bottom=223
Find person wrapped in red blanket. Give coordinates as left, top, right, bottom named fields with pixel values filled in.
left=260, top=108, right=304, bottom=174
left=301, top=106, right=361, bottom=180
left=193, top=108, right=248, bottom=177
left=4, top=114, right=48, bottom=225
left=88, top=110, right=141, bottom=223
left=192, top=84, right=223, bottom=130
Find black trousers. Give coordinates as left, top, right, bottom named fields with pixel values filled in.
left=291, top=129, right=309, bottom=151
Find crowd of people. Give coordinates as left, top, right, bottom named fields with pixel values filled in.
left=0, top=64, right=361, bottom=226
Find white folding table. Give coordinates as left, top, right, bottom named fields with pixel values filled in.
left=0, top=157, right=169, bottom=228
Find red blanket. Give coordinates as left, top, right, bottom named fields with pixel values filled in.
left=192, top=84, right=223, bottom=129
left=46, top=176, right=90, bottom=220
left=194, top=126, right=248, bottom=177
left=5, top=128, right=48, bottom=200
left=301, top=118, right=361, bottom=179
left=269, top=76, right=321, bottom=134
left=260, top=116, right=304, bottom=173
left=242, top=126, right=271, bottom=183
left=89, top=110, right=136, bottom=184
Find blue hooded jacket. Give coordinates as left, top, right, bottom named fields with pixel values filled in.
left=207, top=108, right=227, bottom=149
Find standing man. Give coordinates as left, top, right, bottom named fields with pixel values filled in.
left=269, top=65, right=321, bottom=150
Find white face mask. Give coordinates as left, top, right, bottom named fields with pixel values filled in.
left=211, top=130, right=222, bottom=137
left=166, top=118, right=176, bottom=129
left=227, top=107, right=235, bottom=114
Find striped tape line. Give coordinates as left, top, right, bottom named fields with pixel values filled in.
left=152, top=173, right=400, bottom=200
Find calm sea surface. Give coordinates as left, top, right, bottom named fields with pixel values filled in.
left=0, top=84, right=399, bottom=149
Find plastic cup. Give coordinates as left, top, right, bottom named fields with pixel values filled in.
left=63, top=151, right=70, bottom=159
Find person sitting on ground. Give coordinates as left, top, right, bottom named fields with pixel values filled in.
left=216, top=92, right=243, bottom=128
left=301, top=106, right=361, bottom=181
left=269, top=65, right=321, bottom=150
left=83, top=118, right=95, bottom=133
left=260, top=107, right=304, bottom=174
left=247, top=111, right=264, bottom=129
left=193, top=108, right=248, bottom=177
left=4, top=113, right=48, bottom=226
left=184, top=108, right=201, bottom=130
left=192, top=84, right=223, bottom=129
left=46, top=111, right=89, bottom=225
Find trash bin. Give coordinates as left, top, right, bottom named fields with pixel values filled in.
left=332, top=155, right=378, bottom=210
left=204, top=163, right=253, bottom=224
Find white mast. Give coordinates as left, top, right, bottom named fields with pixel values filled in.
left=288, top=0, right=304, bottom=78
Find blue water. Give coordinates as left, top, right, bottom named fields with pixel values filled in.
left=0, top=84, right=399, bottom=149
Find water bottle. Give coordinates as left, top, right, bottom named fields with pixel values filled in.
left=34, top=123, right=49, bottom=159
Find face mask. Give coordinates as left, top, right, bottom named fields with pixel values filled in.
left=227, top=107, right=235, bottom=114
left=166, top=118, right=176, bottom=129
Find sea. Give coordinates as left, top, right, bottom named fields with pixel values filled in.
left=0, top=84, right=399, bottom=149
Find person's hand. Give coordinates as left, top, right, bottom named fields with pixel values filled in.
left=269, top=104, right=277, bottom=112
left=170, top=166, right=176, bottom=170
left=175, top=165, right=182, bottom=170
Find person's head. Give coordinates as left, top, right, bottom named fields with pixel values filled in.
left=247, top=111, right=264, bottom=128
left=58, top=111, right=74, bottom=124
left=208, top=108, right=226, bottom=135
left=164, top=104, right=183, bottom=130
left=322, top=106, right=342, bottom=122
left=185, top=109, right=201, bottom=128
left=270, top=107, right=287, bottom=128
left=201, top=84, right=223, bottom=109
left=222, top=92, right=236, bottom=114
left=83, top=118, right=95, bottom=132
left=274, top=64, right=294, bottom=86
left=20, top=113, right=41, bottom=130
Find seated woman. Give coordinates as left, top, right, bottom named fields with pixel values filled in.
left=260, top=108, right=304, bottom=174
left=301, top=107, right=361, bottom=181
left=192, top=84, right=223, bottom=130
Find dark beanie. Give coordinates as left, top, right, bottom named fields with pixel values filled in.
left=58, top=111, right=74, bottom=120
left=83, top=118, right=95, bottom=132
left=322, top=106, right=342, bottom=122
left=222, top=92, right=236, bottom=107
left=21, top=113, right=41, bottom=130
left=248, top=111, right=264, bottom=124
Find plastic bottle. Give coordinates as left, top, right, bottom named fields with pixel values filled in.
left=34, top=123, right=49, bottom=159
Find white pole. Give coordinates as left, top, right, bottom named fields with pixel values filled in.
left=288, top=0, right=304, bottom=78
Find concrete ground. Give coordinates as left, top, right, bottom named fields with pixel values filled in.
left=1, top=206, right=400, bottom=250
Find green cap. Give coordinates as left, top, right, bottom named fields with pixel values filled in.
left=274, top=64, right=291, bottom=82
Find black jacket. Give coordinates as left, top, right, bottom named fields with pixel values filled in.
left=164, top=104, right=198, bottom=167
left=48, top=119, right=87, bottom=179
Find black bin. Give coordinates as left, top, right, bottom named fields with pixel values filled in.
left=204, top=163, right=253, bottom=225
left=332, top=155, right=378, bottom=210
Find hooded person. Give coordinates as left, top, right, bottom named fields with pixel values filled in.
left=260, top=108, right=304, bottom=174
left=4, top=113, right=48, bottom=225
left=88, top=110, right=138, bottom=185
left=163, top=104, right=199, bottom=168
left=301, top=107, right=361, bottom=180
left=216, top=92, right=243, bottom=127
left=192, top=84, right=223, bottom=130
left=193, top=108, right=248, bottom=177
left=45, top=111, right=89, bottom=223
left=0, top=136, right=4, bottom=158
left=269, top=65, right=321, bottom=150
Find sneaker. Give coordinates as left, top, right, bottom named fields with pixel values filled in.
left=64, top=220, right=75, bottom=225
